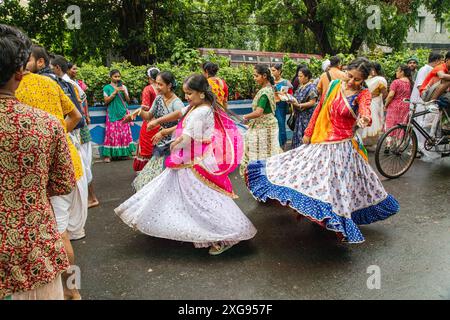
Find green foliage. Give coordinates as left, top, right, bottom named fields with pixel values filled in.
left=201, top=51, right=231, bottom=69
left=78, top=48, right=438, bottom=106
left=78, top=56, right=257, bottom=105
left=170, top=39, right=203, bottom=69
left=78, top=61, right=148, bottom=104
left=2, top=0, right=447, bottom=64
left=0, top=0, right=28, bottom=27
left=217, top=64, right=257, bottom=100
left=366, top=48, right=432, bottom=81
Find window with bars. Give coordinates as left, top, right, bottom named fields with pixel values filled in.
left=416, top=17, right=425, bottom=33
left=436, top=20, right=445, bottom=34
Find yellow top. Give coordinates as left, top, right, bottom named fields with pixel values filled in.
left=16, top=72, right=83, bottom=181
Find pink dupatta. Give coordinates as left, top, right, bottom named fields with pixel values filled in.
left=165, top=106, right=244, bottom=198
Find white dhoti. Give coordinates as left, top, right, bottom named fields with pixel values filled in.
left=50, top=168, right=88, bottom=239
left=67, top=131, right=89, bottom=240
left=50, top=192, right=74, bottom=234
left=79, top=141, right=93, bottom=184
left=67, top=166, right=88, bottom=240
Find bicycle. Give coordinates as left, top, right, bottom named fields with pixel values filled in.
left=375, top=99, right=450, bottom=179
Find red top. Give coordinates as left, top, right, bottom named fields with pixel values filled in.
left=141, top=85, right=157, bottom=111
left=305, top=87, right=372, bottom=142
left=134, top=85, right=159, bottom=170
left=419, top=63, right=448, bottom=94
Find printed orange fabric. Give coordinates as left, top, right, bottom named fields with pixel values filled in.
left=0, top=97, right=74, bottom=298
left=16, top=72, right=83, bottom=181
left=208, top=78, right=228, bottom=106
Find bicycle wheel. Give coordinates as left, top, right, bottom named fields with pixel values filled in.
left=375, top=125, right=418, bottom=179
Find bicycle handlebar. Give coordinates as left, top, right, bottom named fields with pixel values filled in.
left=404, top=99, right=437, bottom=106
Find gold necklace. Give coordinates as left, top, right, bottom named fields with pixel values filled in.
left=300, top=81, right=312, bottom=89
left=163, top=93, right=175, bottom=104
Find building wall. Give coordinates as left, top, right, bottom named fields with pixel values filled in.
left=406, top=6, right=450, bottom=50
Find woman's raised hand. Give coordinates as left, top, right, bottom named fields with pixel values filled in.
left=147, top=119, right=159, bottom=131
left=122, top=114, right=134, bottom=124
left=122, top=108, right=140, bottom=123
left=151, top=131, right=164, bottom=145
left=302, top=135, right=311, bottom=145
left=357, top=116, right=370, bottom=128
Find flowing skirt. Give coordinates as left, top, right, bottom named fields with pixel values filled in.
left=240, top=116, right=281, bottom=176
left=102, top=113, right=136, bottom=158
left=132, top=156, right=165, bottom=192
left=115, top=168, right=257, bottom=247
left=246, top=140, right=399, bottom=243
left=133, top=122, right=159, bottom=172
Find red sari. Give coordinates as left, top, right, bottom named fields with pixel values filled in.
left=385, top=79, right=411, bottom=130
left=133, top=85, right=159, bottom=172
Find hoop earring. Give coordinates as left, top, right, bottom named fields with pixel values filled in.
left=200, top=93, right=205, bottom=100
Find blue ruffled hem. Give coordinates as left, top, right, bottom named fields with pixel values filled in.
left=246, top=160, right=400, bottom=243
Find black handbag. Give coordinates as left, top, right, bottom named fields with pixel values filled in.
left=287, top=111, right=297, bottom=131
left=152, top=139, right=173, bottom=157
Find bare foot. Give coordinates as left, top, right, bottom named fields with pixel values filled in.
left=208, top=243, right=234, bottom=255
left=64, top=288, right=82, bottom=300
left=104, top=158, right=111, bottom=163
left=88, top=199, right=100, bottom=208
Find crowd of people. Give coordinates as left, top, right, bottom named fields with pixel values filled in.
left=1, top=22, right=449, bottom=300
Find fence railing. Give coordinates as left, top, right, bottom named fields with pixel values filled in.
left=88, top=99, right=292, bottom=158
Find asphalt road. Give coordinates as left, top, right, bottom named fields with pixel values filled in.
left=72, top=154, right=450, bottom=300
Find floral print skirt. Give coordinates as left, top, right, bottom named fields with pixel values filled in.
left=102, top=113, right=136, bottom=158
left=246, top=140, right=399, bottom=243
left=132, top=156, right=165, bottom=192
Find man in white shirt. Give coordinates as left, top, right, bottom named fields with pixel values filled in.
left=411, top=53, right=443, bottom=104
left=411, top=52, right=443, bottom=160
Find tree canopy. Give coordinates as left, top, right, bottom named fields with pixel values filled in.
left=1, top=0, right=448, bottom=65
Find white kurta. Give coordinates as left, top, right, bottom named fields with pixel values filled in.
left=411, top=64, right=441, bottom=161
left=115, top=105, right=257, bottom=247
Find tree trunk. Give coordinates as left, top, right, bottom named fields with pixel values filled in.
left=349, top=35, right=364, bottom=54
left=300, top=0, right=335, bottom=55
left=117, top=0, right=149, bottom=65
left=306, top=21, right=335, bottom=55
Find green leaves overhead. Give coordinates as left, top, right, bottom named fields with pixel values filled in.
left=1, top=0, right=447, bottom=65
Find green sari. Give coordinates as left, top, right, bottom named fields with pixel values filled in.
left=240, top=86, right=281, bottom=176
